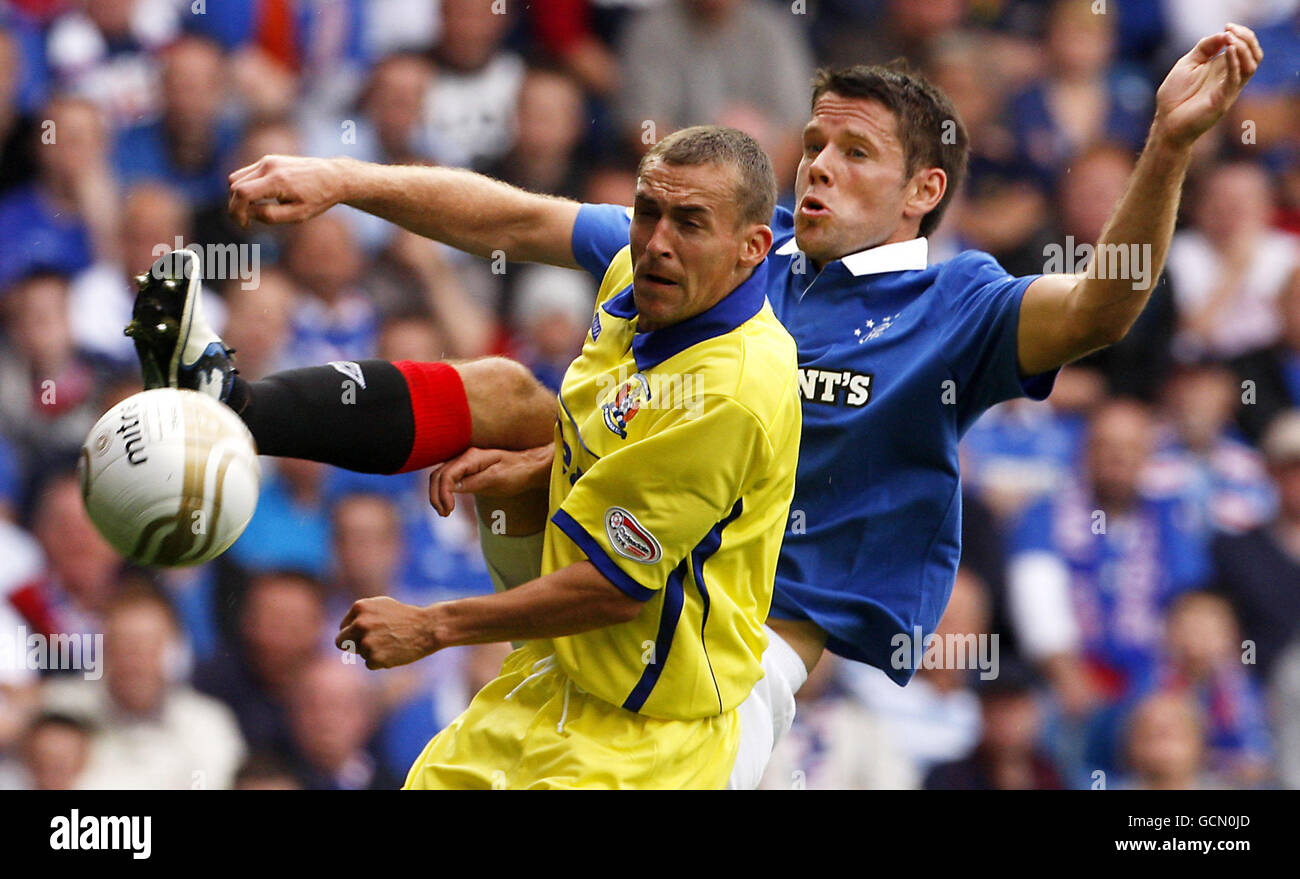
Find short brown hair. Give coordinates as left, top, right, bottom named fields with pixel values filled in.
left=638, top=125, right=777, bottom=228
left=811, top=64, right=969, bottom=237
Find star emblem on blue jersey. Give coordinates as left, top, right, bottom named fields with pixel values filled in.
left=856, top=312, right=901, bottom=343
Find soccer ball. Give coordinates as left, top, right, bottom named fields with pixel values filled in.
left=78, top=388, right=261, bottom=567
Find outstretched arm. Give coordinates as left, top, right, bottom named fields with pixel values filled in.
left=335, top=561, right=641, bottom=669
left=228, top=156, right=584, bottom=268
left=1017, top=24, right=1263, bottom=376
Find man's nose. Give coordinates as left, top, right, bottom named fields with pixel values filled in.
left=807, top=150, right=834, bottom=187
left=645, top=217, right=674, bottom=257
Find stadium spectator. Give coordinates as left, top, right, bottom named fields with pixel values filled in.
left=1008, top=400, right=1209, bottom=709
left=43, top=0, right=178, bottom=128
left=1144, top=361, right=1275, bottom=537
left=329, top=493, right=403, bottom=611
left=285, top=656, right=398, bottom=790
left=41, top=582, right=246, bottom=789
left=760, top=651, right=919, bottom=790
left=425, top=0, right=525, bottom=169
left=925, top=664, right=1065, bottom=790
left=282, top=213, right=379, bottom=368
left=1007, top=0, right=1153, bottom=188
left=0, top=273, right=113, bottom=491
left=307, top=52, right=465, bottom=253
left=1120, top=690, right=1222, bottom=789
left=218, top=268, right=296, bottom=383
left=68, top=182, right=194, bottom=365
left=930, top=29, right=1048, bottom=270
left=30, top=475, right=123, bottom=640
left=12, top=712, right=92, bottom=790
left=370, top=228, right=494, bottom=358
left=111, top=35, right=240, bottom=211
left=1231, top=266, right=1300, bottom=443
left=181, top=0, right=368, bottom=124
left=1211, top=410, right=1300, bottom=682
left=0, top=95, right=118, bottom=289
left=615, top=0, right=812, bottom=192
left=486, top=66, right=589, bottom=202
left=226, top=458, right=332, bottom=577
left=1167, top=161, right=1300, bottom=360
left=508, top=263, right=597, bottom=392
left=192, top=569, right=328, bottom=757
left=1139, top=591, right=1273, bottom=786
left=397, top=482, right=497, bottom=607
left=959, top=394, right=1085, bottom=526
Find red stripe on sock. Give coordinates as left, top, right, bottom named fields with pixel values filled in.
left=393, top=361, right=472, bottom=473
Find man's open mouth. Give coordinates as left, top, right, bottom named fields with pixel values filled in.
left=799, top=195, right=831, bottom=216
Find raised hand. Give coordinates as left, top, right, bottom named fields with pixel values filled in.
left=1154, top=23, right=1263, bottom=148
left=227, top=154, right=348, bottom=228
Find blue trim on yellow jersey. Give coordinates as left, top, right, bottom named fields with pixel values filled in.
left=690, top=499, right=744, bottom=713
left=600, top=260, right=771, bottom=371
left=557, top=392, right=602, bottom=461
left=623, top=560, right=688, bottom=712
left=623, top=501, right=745, bottom=713
left=551, top=508, right=654, bottom=601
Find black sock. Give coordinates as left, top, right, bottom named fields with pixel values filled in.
left=228, top=361, right=415, bottom=474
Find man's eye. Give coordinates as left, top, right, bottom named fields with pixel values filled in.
left=849, top=148, right=868, bottom=159
left=804, top=142, right=823, bottom=155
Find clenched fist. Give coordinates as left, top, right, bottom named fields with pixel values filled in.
left=336, top=596, right=440, bottom=670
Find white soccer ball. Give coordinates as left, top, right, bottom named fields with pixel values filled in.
left=78, top=388, right=261, bottom=567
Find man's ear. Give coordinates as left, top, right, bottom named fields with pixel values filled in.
left=740, top=224, right=774, bottom=268
left=903, top=168, right=947, bottom=229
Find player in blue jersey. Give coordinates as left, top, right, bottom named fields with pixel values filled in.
left=150, top=25, right=1261, bottom=787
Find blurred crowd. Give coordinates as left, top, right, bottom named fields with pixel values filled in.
left=0, top=0, right=1297, bottom=790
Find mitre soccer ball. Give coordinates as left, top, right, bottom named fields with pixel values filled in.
left=78, top=388, right=261, bottom=567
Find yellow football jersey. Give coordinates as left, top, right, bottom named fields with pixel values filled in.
left=542, top=245, right=801, bottom=721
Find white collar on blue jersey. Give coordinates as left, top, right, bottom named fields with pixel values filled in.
left=775, top=235, right=929, bottom=276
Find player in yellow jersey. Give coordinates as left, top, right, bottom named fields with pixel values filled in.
left=333, top=126, right=801, bottom=789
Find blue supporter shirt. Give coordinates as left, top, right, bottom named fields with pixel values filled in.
left=1010, top=486, right=1209, bottom=696
left=571, top=203, right=1057, bottom=683
left=0, top=184, right=93, bottom=289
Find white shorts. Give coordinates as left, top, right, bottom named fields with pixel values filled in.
left=727, top=625, right=808, bottom=790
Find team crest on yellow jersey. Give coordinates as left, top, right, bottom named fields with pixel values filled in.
left=601, top=373, right=651, bottom=438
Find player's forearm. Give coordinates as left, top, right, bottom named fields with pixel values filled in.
left=1068, top=127, right=1192, bottom=348
left=335, top=158, right=583, bottom=267
left=424, top=561, right=641, bottom=648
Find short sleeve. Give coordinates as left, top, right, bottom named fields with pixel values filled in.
left=571, top=203, right=633, bottom=281
left=551, top=397, right=767, bottom=600
left=939, top=251, right=1058, bottom=422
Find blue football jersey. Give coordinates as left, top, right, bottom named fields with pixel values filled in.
left=571, top=204, right=1058, bottom=684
